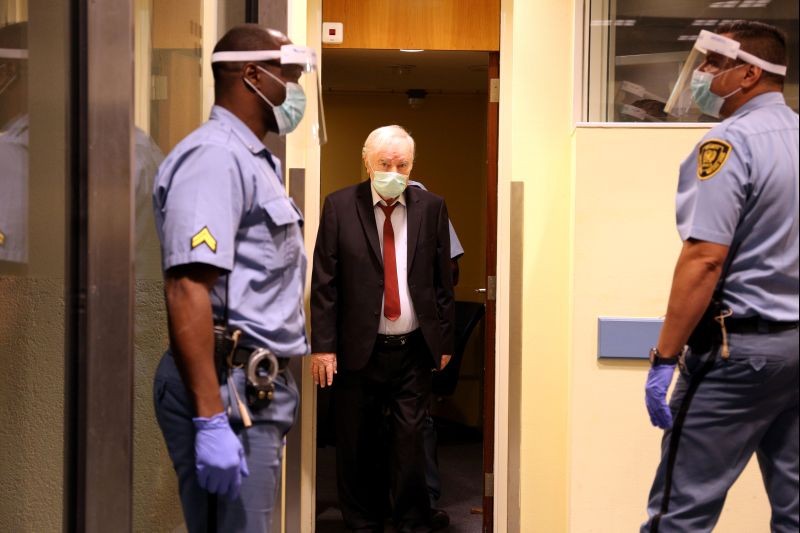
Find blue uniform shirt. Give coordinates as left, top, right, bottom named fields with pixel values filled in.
left=154, top=105, right=308, bottom=356
left=676, top=92, right=799, bottom=321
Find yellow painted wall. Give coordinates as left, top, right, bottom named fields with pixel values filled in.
left=500, top=0, right=573, bottom=530
left=504, top=0, right=779, bottom=529
left=569, top=127, right=772, bottom=532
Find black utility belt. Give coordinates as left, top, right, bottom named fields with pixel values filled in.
left=213, top=324, right=291, bottom=423
left=231, top=345, right=291, bottom=371
left=725, top=317, right=799, bottom=334
left=376, top=329, right=422, bottom=348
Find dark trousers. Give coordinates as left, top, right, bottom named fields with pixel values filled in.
left=642, top=328, right=799, bottom=532
left=334, top=332, right=433, bottom=532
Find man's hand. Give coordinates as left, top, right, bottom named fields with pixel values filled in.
left=645, top=365, right=676, bottom=429
left=193, top=412, right=249, bottom=500
left=311, top=353, right=337, bottom=387
left=440, top=354, right=452, bottom=370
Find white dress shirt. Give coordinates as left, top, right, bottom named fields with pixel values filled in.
left=371, top=183, right=419, bottom=335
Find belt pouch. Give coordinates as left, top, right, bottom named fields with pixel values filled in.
left=687, top=298, right=724, bottom=353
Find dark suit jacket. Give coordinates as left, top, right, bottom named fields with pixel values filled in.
left=311, top=180, right=455, bottom=371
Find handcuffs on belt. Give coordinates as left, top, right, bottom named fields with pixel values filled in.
left=214, top=324, right=280, bottom=427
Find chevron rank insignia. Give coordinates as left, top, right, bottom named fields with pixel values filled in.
left=191, top=226, right=217, bottom=253
left=697, top=139, right=732, bottom=180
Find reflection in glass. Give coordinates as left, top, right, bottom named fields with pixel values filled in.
left=0, top=3, right=69, bottom=530
left=585, top=0, right=799, bottom=122
left=0, top=21, right=27, bottom=265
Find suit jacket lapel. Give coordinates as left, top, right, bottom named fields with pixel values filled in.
left=355, top=180, right=383, bottom=265
left=406, top=186, right=422, bottom=271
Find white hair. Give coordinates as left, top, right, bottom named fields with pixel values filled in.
left=362, top=125, right=415, bottom=163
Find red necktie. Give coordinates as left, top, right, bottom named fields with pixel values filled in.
left=379, top=204, right=400, bottom=321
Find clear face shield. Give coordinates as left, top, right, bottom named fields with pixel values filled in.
left=664, top=29, right=787, bottom=118
left=211, top=44, right=327, bottom=145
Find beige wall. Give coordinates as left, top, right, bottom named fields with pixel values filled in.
left=499, top=0, right=574, bottom=530
left=502, top=0, right=779, bottom=529
left=498, top=1, right=780, bottom=533
left=569, top=126, right=772, bottom=532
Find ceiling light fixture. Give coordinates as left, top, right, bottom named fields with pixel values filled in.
left=590, top=19, right=636, bottom=26
left=691, top=19, right=719, bottom=26
left=709, top=1, right=740, bottom=8
left=400, top=49, right=424, bottom=53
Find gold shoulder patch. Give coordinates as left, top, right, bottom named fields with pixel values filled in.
left=191, top=226, right=217, bottom=253
left=0, top=230, right=5, bottom=246
left=697, top=139, right=732, bottom=180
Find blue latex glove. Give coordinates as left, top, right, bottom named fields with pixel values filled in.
left=193, top=412, right=249, bottom=500
left=645, top=365, right=676, bottom=429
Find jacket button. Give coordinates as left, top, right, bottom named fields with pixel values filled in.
left=373, top=311, right=379, bottom=316
left=378, top=280, right=383, bottom=286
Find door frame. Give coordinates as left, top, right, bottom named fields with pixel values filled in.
left=295, top=2, right=515, bottom=532
left=66, top=0, right=136, bottom=530
left=482, top=51, right=500, bottom=532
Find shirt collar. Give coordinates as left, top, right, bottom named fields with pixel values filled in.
left=209, top=105, right=276, bottom=171
left=210, top=105, right=268, bottom=155
left=370, top=181, right=407, bottom=207
left=732, top=91, right=786, bottom=117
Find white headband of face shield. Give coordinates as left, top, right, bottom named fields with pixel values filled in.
left=695, top=29, right=787, bottom=76
left=210, top=44, right=317, bottom=71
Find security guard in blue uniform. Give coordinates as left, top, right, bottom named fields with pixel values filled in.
left=643, top=21, right=799, bottom=532
left=152, top=25, right=324, bottom=532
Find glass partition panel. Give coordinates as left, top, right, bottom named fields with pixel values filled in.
left=132, top=1, right=248, bottom=530
left=0, top=1, right=71, bottom=530
left=584, top=0, right=799, bottom=122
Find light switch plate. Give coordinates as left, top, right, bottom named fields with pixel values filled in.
left=322, top=22, right=343, bottom=44
left=597, top=317, right=663, bottom=359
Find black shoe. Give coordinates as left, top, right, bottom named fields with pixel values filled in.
left=430, top=508, right=450, bottom=531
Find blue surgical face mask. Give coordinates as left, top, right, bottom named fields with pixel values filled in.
left=690, top=65, right=744, bottom=118
left=244, top=66, right=306, bottom=135
left=372, top=170, right=408, bottom=199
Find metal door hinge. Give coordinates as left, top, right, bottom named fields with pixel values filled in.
left=487, top=275, right=496, bottom=301
left=152, top=75, right=168, bottom=100
left=489, top=78, right=500, bottom=103
left=484, top=472, right=494, bottom=497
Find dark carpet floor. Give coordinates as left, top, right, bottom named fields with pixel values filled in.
left=315, top=420, right=484, bottom=532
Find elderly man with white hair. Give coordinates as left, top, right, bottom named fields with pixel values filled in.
left=311, top=125, right=455, bottom=532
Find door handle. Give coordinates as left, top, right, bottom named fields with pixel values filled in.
left=475, top=288, right=487, bottom=294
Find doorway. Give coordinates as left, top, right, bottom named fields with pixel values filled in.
left=314, top=48, right=492, bottom=532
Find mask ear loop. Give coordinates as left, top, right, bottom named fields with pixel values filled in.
left=243, top=68, right=280, bottom=108
left=715, top=64, right=747, bottom=100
